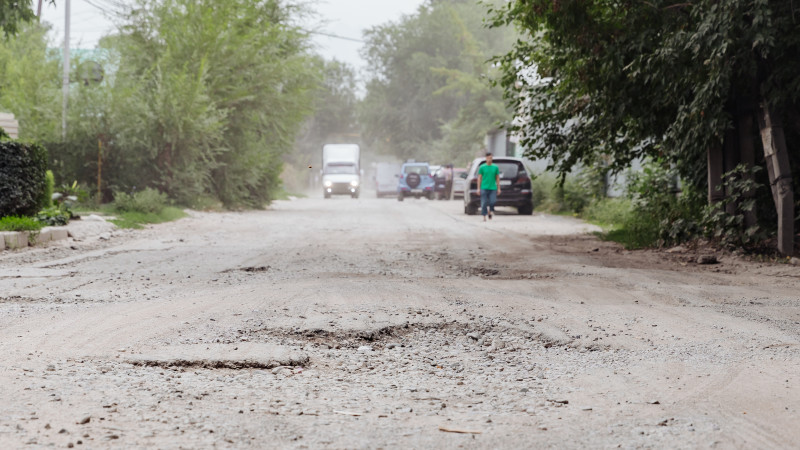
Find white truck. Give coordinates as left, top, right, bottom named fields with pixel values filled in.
left=322, top=144, right=361, bottom=199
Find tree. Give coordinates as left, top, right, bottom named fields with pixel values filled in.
left=0, top=22, right=60, bottom=141
left=361, top=0, right=516, bottom=164
left=0, top=1, right=44, bottom=38
left=51, top=0, right=319, bottom=207
left=493, top=0, right=800, bottom=254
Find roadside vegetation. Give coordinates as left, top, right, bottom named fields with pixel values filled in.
left=359, top=0, right=517, bottom=164
left=0, top=0, right=319, bottom=235
left=107, top=188, right=187, bottom=229
left=107, top=208, right=187, bottom=230
left=1, top=1, right=318, bottom=212
left=0, top=216, right=43, bottom=232
left=532, top=160, right=770, bottom=252
left=493, top=0, right=800, bottom=255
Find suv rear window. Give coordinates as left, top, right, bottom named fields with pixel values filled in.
left=404, top=166, right=429, bottom=175
left=478, top=161, right=521, bottom=179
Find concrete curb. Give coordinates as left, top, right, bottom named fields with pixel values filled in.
left=0, top=226, right=70, bottom=251
left=1, top=231, right=29, bottom=249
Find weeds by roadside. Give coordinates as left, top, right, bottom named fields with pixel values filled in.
left=532, top=160, right=773, bottom=252
left=109, top=207, right=187, bottom=229
left=108, top=188, right=187, bottom=229
left=0, top=216, right=43, bottom=232
left=35, top=207, right=71, bottom=226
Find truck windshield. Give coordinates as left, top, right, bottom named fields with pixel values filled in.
left=325, top=163, right=357, bottom=174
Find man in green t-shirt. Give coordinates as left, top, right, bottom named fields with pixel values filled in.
left=477, top=153, right=501, bottom=221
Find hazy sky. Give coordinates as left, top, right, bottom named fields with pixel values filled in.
left=39, top=0, right=426, bottom=75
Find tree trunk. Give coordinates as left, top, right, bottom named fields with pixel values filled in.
left=707, top=141, right=724, bottom=205
left=756, top=102, right=795, bottom=256
left=723, top=126, right=741, bottom=216
left=737, top=113, right=757, bottom=230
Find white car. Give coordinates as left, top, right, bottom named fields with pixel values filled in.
left=451, top=168, right=467, bottom=199
left=375, top=162, right=402, bottom=197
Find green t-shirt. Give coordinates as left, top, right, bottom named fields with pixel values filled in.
left=478, top=164, right=500, bottom=190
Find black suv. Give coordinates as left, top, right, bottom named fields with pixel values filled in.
left=463, top=157, right=533, bottom=215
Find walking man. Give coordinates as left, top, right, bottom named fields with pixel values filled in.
left=477, top=152, right=501, bottom=222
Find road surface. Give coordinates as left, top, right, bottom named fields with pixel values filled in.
left=1, top=196, right=799, bottom=448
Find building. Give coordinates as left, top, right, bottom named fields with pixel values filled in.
left=0, top=113, right=19, bottom=138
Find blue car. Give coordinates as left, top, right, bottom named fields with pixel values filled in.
left=397, top=162, right=435, bottom=201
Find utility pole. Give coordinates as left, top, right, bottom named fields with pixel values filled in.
left=62, top=0, right=71, bottom=141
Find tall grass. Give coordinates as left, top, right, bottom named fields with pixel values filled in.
left=0, top=215, right=43, bottom=232
left=109, top=188, right=187, bottom=229
left=531, top=165, right=703, bottom=249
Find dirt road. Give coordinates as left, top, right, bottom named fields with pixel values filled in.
left=1, top=196, right=799, bottom=448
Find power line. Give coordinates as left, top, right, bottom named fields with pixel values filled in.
left=306, top=30, right=364, bottom=44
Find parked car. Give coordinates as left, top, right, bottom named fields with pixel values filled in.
left=463, top=157, right=533, bottom=215
left=451, top=168, right=467, bottom=199
left=433, top=165, right=454, bottom=200
left=375, top=162, right=402, bottom=197
left=397, top=162, right=435, bottom=201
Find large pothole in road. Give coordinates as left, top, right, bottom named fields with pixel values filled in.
left=217, top=319, right=575, bottom=352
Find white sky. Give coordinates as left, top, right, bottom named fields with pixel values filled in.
left=39, top=0, right=426, bottom=75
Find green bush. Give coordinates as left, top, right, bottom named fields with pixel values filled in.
left=0, top=215, right=43, bottom=232
left=113, top=188, right=168, bottom=214
left=35, top=207, right=71, bottom=226
left=0, top=139, right=49, bottom=217
left=582, top=197, right=633, bottom=227
left=559, top=176, right=595, bottom=213
left=109, top=207, right=187, bottom=229
left=533, top=163, right=705, bottom=249
left=530, top=173, right=557, bottom=211
left=701, top=164, right=766, bottom=248
left=532, top=170, right=606, bottom=214
left=614, top=161, right=703, bottom=248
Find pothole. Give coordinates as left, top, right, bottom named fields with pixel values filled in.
left=0, top=296, right=41, bottom=303
left=0, top=296, right=94, bottom=304
left=221, top=266, right=271, bottom=274
left=123, top=343, right=308, bottom=370
left=470, top=267, right=500, bottom=277
left=289, top=322, right=468, bottom=347
left=126, top=356, right=308, bottom=370
left=228, top=320, right=574, bottom=351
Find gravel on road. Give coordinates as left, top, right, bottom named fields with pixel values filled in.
left=1, top=196, right=798, bottom=448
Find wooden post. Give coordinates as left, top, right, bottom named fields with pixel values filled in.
left=62, top=0, right=71, bottom=141
left=97, top=139, right=103, bottom=201
left=757, top=103, right=795, bottom=256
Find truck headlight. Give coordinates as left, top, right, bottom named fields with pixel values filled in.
left=350, top=180, right=359, bottom=187
left=324, top=180, right=333, bottom=187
